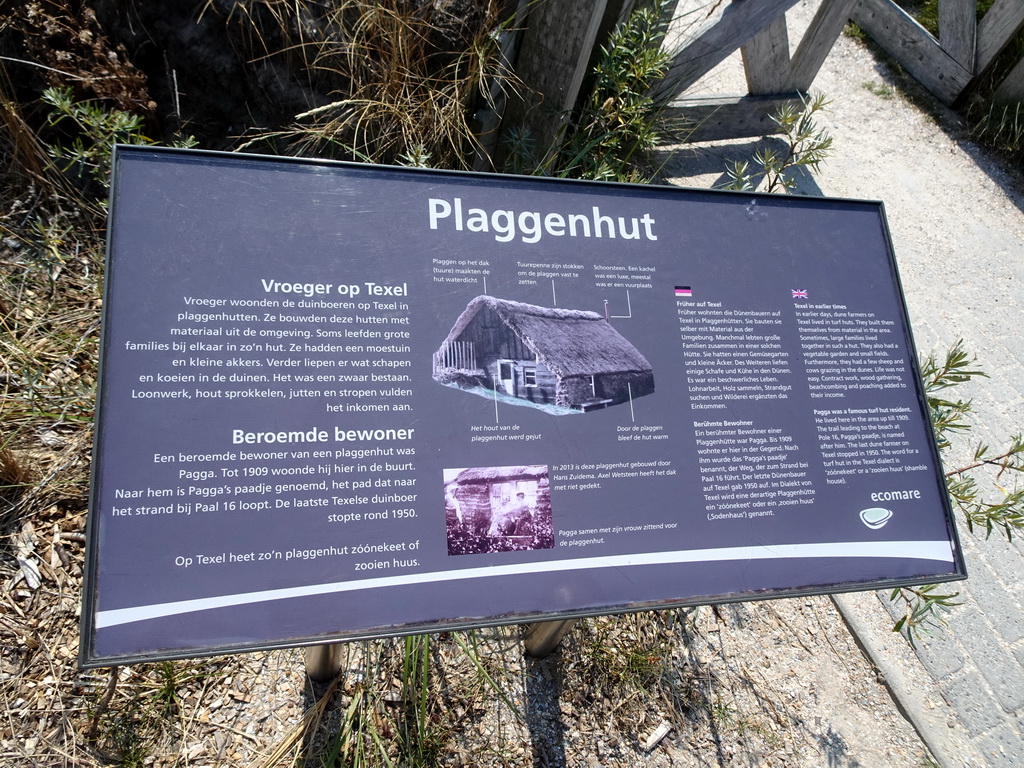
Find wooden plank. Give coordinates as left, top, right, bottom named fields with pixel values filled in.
left=850, top=0, right=972, bottom=104
left=524, top=619, right=578, bottom=657
left=473, top=3, right=529, bottom=170
left=939, top=0, right=977, bottom=70
left=662, top=93, right=802, bottom=142
left=508, top=0, right=610, bottom=153
left=742, top=14, right=791, bottom=94
left=992, top=55, right=1024, bottom=104
left=787, top=0, right=857, bottom=90
left=975, top=0, right=1024, bottom=74
left=575, top=0, right=642, bottom=119
left=651, top=0, right=802, bottom=104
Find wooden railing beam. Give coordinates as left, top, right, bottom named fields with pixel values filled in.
left=652, top=0, right=802, bottom=104
left=787, top=0, right=858, bottom=91
left=663, top=93, right=803, bottom=142
left=850, top=0, right=971, bottom=105
left=975, top=0, right=1024, bottom=74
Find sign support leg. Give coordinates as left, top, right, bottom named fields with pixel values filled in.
left=304, top=643, right=343, bottom=682
left=524, top=619, right=578, bottom=657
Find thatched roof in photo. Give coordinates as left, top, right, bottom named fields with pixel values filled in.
left=440, top=296, right=651, bottom=377
left=455, top=465, right=547, bottom=485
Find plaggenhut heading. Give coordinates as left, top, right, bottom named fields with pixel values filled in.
left=428, top=197, right=657, bottom=244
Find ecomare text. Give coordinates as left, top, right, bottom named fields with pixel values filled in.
left=870, top=489, right=922, bottom=501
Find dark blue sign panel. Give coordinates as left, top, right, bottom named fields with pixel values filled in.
left=81, top=146, right=964, bottom=666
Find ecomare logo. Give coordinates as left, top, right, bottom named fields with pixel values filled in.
left=860, top=507, right=893, bottom=529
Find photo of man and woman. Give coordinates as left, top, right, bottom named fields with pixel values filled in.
left=443, top=465, right=554, bottom=555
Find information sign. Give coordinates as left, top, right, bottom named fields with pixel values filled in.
left=81, top=147, right=964, bottom=666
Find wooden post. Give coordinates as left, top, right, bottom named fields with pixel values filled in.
left=741, top=14, right=791, bottom=95
left=939, top=0, right=977, bottom=70
left=993, top=55, right=1024, bottom=104
left=472, top=0, right=530, bottom=170
left=524, top=619, right=578, bottom=657
left=502, top=0, right=632, bottom=161
left=304, top=643, right=343, bottom=682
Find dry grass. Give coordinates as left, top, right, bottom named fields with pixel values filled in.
left=0, top=77, right=102, bottom=768
left=233, top=0, right=517, bottom=168
left=0, top=187, right=102, bottom=515
left=4, top=1, right=151, bottom=112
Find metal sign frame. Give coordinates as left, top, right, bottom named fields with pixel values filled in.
left=80, top=146, right=964, bottom=667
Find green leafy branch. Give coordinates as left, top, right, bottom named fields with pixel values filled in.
left=922, top=340, right=1024, bottom=539
left=890, top=342, right=1023, bottom=640
left=513, top=0, right=677, bottom=182
left=889, top=585, right=962, bottom=647
left=919, top=339, right=989, bottom=449
left=723, top=92, right=833, bottom=193
left=41, top=86, right=195, bottom=194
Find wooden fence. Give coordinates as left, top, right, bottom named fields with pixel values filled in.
left=500, top=0, right=1024, bottom=149
left=852, top=0, right=1024, bottom=104
left=433, top=342, right=479, bottom=374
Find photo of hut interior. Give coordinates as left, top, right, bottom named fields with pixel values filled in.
left=444, top=465, right=553, bottom=556
left=432, top=296, right=654, bottom=413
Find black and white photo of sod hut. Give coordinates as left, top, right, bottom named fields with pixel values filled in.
left=432, top=296, right=654, bottom=414
left=444, top=465, right=553, bottom=556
